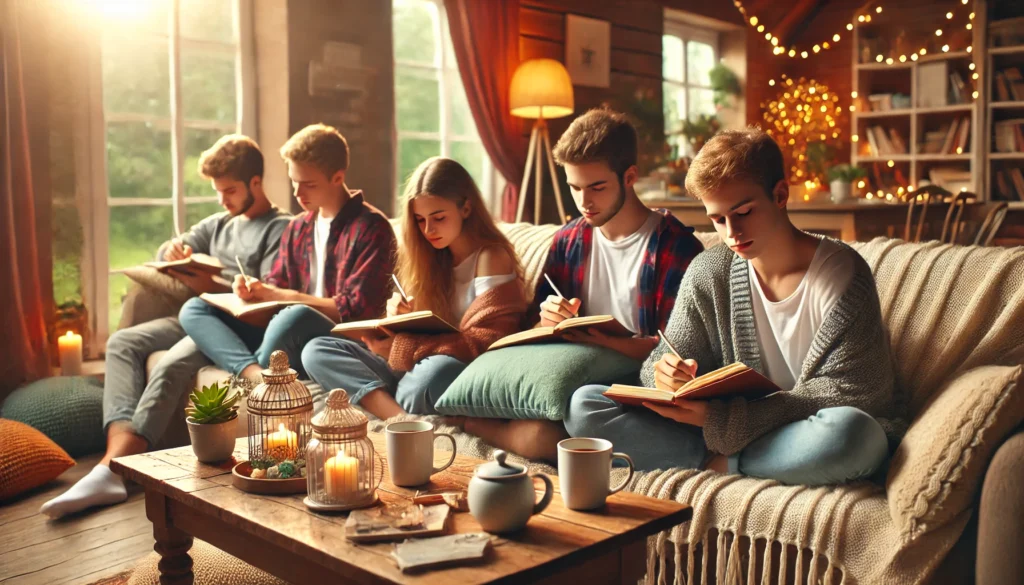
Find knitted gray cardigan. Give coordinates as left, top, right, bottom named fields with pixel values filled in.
left=640, top=240, right=908, bottom=456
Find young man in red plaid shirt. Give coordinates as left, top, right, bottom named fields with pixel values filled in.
left=465, top=108, right=704, bottom=460
left=179, top=124, right=396, bottom=393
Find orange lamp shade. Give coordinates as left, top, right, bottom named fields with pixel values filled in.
left=509, top=58, right=574, bottom=119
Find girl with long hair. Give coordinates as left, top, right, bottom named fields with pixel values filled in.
left=302, top=157, right=527, bottom=419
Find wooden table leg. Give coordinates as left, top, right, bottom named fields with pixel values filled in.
left=146, top=490, right=194, bottom=585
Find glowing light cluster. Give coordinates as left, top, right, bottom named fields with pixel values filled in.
left=762, top=75, right=844, bottom=185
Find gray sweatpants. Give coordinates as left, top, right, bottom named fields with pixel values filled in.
left=102, top=317, right=211, bottom=446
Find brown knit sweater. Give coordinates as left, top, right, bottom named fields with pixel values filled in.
left=387, top=280, right=527, bottom=372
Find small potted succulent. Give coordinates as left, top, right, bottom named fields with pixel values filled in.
left=186, top=380, right=240, bottom=463
left=827, top=164, right=867, bottom=204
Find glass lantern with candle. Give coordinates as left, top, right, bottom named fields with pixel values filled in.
left=247, top=350, right=313, bottom=465
left=304, top=388, right=383, bottom=511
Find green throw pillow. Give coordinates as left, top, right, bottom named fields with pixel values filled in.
left=435, top=343, right=641, bottom=420
left=1, top=376, right=105, bottom=457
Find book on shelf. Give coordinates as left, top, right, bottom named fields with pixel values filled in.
left=1003, top=67, right=1024, bottom=101
left=888, top=128, right=908, bottom=154
left=487, top=314, right=633, bottom=351
left=330, top=311, right=459, bottom=341
left=994, top=119, right=1024, bottom=153
left=996, top=171, right=1012, bottom=200
left=949, top=71, right=967, bottom=104
left=602, top=362, right=780, bottom=407
left=920, top=128, right=948, bottom=154
left=954, top=118, right=971, bottom=153
left=927, top=167, right=972, bottom=194
left=917, top=61, right=948, bottom=108
left=1011, top=169, right=1024, bottom=202
left=865, top=126, right=907, bottom=156
left=868, top=94, right=893, bottom=112
left=198, top=293, right=306, bottom=328
left=939, top=118, right=961, bottom=155
left=995, top=71, right=1011, bottom=102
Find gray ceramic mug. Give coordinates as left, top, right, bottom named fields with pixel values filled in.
left=557, top=437, right=634, bottom=510
left=385, top=421, right=457, bottom=487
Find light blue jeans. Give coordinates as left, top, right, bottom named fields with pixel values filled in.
left=178, top=298, right=335, bottom=379
left=301, top=337, right=467, bottom=414
left=563, top=384, right=889, bottom=486
left=102, top=317, right=211, bottom=446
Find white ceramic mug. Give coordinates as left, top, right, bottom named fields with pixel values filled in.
left=385, top=421, right=457, bottom=487
left=557, top=438, right=634, bottom=510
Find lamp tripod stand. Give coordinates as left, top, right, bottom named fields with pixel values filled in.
left=515, top=116, right=568, bottom=225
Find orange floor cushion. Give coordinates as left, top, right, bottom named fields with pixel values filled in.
left=0, top=418, right=75, bottom=501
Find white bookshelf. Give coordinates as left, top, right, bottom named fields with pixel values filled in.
left=984, top=31, right=1024, bottom=207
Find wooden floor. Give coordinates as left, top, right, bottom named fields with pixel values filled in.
left=0, top=455, right=153, bottom=585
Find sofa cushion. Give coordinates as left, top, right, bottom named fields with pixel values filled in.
left=119, top=268, right=193, bottom=330
left=887, top=364, right=1024, bottom=539
left=129, top=538, right=286, bottom=585
left=0, top=419, right=75, bottom=501
left=434, top=343, right=641, bottom=419
left=1, top=376, right=105, bottom=457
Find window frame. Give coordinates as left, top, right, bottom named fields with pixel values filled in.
left=663, top=21, right=720, bottom=155
left=84, top=0, right=255, bottom=349
left=392, top=0, right=496, bottom=206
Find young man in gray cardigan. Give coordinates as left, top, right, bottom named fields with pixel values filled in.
left=565, top=129, right=906, bottom=486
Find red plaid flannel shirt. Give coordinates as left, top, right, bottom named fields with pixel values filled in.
left=266, top=192, right=396, bottom=322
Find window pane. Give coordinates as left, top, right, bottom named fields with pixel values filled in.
left=53, top=203, right=84, bottom=307
left=687, top=88, right=716, bottom=120
left=663, top=35, right=684, bottom=82
left=107, top=122, right=172, bottom=199
left=447, top=70, right=478, bottom=139
left=182, top=50, right=237, bottom=124
left=450, top=141, right=485, bottom=188
left=664, top=83, right=686, bottom=135
left=96, top=0, right=169, bottom=36
left=397, top=138, right=441, bottom=194
left=109, top=205, right=174, bottom=272
left=396, top=67, right=440, bottom=133
left=186, top=201, right=225, bottom=228
left=686, top=41, right=715, bottom=87
left=180, top=0, right=235, bottom=43
left=102, top=37, right=170, bottom=116
left=184, top=128, right=231, bottom=198
left=393, top=0, right=438, bottom=65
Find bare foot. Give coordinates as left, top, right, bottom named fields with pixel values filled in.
left=464, top=418, right=567, bottom=463
left=239, top=363, right=263, bottom=384
left=360, top=389, right=406, bottom=420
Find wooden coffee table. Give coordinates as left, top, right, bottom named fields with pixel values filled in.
left=111, top=434, right=690, bottom=584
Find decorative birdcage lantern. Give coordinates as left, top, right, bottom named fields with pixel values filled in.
left=303, top=388, right=383, bottom=512
left=247, top=351, right=313, bottom=465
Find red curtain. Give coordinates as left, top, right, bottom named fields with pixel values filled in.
left=445, top=0, right=526, bottom=222
left=1, top=0, right=53, bottom=398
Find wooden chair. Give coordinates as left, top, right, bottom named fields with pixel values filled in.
left=902, top=185, right=972, bottom=243
left=970, top=201, right=1008, bottom=247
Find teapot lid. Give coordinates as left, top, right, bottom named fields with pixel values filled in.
left=475, top=450, right=526, bottom=480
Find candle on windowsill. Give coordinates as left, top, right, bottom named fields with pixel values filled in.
left=323, top=449, right=359, bottom=498
left=58, top=331, right=83, bottom=376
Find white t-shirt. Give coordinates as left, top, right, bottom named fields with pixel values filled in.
left=312, top=212, right=333, bottom=297
left=452, top=249, right=516, bottom=322
left=748, top=239, right=856, bottom=391
left=581, top=211, right=660, bottom=335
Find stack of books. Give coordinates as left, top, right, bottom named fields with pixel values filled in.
left=993, top=119, right=1024, bottom=153
left=993, top=67, right=1024, bottom=102
left=995, top=169, right=1024, bottom=201
left=927, top=167, right=973, bottom=193
left=919, top=117, right=971, bottom=155
left=865, top=126, right=909, bottom=156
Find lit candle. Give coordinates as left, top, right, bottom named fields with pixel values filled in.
left=265, top=423, right=298, bottom=458
left=58, top=331, right=83, bottom=376
left=324, top=449, right=359, bottom=498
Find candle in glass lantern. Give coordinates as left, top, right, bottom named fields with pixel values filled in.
left=266, top=423, right=298, bottom=458
left=324, top=449, right=359, bottom=498
left=58, top=331, right=83, bottom=376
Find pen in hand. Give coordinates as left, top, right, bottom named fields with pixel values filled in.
left=235, top=255, right=252, bottom=293
left=391, top=274, right=410, bottom=303
left=658, top=329, right=683, bottom=360
left=543, top=273, right=564, bottom=299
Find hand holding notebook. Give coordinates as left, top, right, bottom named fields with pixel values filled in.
left=603, top=361, right=780, bottom=407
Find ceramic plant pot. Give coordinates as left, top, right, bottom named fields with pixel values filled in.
left=830, top=180, right=852, bottom=204
left=187, top=417, right=237, bottom=463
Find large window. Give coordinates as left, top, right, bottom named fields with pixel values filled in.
left=663, top=23, right=719, bottom=158
left=96, top=0, right=252, bottom=334
left=392, top=0, right=494, bottom=202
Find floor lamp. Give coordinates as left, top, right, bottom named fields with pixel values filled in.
left=509, top=58, right=574, bottom=225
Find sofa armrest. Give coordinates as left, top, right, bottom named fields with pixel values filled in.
left=976, top=426, right=1024, bottom=585
left=116, top=281, right=187, bottom=331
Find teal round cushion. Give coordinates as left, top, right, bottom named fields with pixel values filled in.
left=1, top=376, right=105, bottom=457
left=435, top=343, right=641, bottom=420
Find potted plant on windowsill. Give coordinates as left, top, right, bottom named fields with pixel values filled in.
left=827, top=164, right=868, bottom=204
left=186, top=380, right=240, bottom=463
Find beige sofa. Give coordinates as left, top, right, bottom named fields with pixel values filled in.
left=125, top=222, right=1024, bottom=585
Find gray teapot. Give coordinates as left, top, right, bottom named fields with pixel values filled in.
left=468, top=450, right=553, bottom=533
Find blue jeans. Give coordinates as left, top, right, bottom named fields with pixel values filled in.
left=178, top=298, right=335, bottom=378
left=563, top=384, right=889, bottom=486
left=301, top=337, right=467, bottom=414
left=102, top=317, right=211, bottom=446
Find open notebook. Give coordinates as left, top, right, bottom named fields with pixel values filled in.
left=487, top=315, right=633, bottom=351
left=145, top=253, right=224, bottom=275
left=603, top=362, right=780, bottom=406
left=198, top=293, right=305, bottom=328
left=331, top=311, right=459, bottom=341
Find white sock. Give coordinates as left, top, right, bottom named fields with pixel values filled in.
left=39, top=465, right=127, bottom=519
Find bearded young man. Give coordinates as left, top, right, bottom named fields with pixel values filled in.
left=42, top=135, right=290, bottom=518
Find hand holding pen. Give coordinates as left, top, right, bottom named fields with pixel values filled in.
left=538, top=273, right=581, bottom=327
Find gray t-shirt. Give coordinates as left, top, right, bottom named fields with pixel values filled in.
left=158, top=207, right=291, bottom=279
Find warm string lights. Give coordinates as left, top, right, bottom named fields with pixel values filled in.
left=733, top=0, right=845, bottom=59
left=762, top=75, right=845, bottom=188
left=862, top=2, right=975, bottom=66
